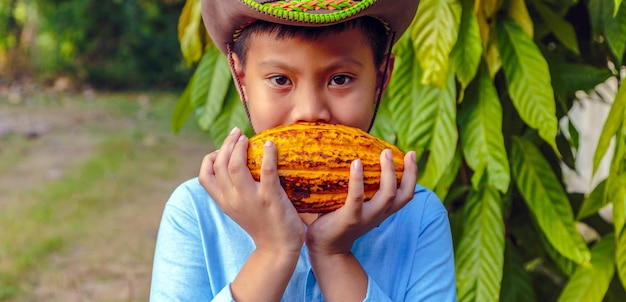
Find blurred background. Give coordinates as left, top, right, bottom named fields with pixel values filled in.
left=1, top=0, right=190, bottom=90
left=1, top=0, right=210, bottom=301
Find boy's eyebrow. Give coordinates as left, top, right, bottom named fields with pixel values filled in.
left=257, top=57, right=364, bottom=70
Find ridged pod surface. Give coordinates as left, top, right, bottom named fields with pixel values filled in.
left=247, top=122, right=404, bottom=213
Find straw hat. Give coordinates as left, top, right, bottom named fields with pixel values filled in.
left=202, top=0, right=421, bottom=54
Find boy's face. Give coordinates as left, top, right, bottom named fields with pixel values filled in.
left=232, top=27, right=392, bottom=133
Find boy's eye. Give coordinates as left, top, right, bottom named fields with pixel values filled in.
left=269, top=75, right=291, bottom=86
left=329, top=75, right=352, bottom=86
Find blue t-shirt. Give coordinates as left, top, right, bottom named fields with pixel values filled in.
left=150, top=178, right=457, bottom=301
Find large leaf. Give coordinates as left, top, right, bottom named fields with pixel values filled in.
left=497, top=18, right=559, bottom=155
left=171, top=70, right=196, bottom=133
left=481, top=0, right=502, bottom=20
left=593, top=79, right=626, bottom=177
left=499, top=241, right=536, bottom=302
left=606, top=118, right=626, bottom=287
left=605, top=0, right=626, bottom=66
left=417, top=70, right=458, bottom=189
left=588, top=0, right=626, bottom=66
left=550, top=62, right=613, bottom=102
left=385, top=35, right=429, bottom=157
left=616, top=181, right=626, bottom=289
left=178, top=0, right=205, bottom=65
left=610, top=119, right=626, bottom=289
left=209, top=84, right=253, bottom=144
left=531, top=0, right=580, bottom=55
left=411, top=0, right=461, bottom=88
left=511, top=136, right=591, bottom=265
left=192, top=47, right=232, bottom=131
left=557, top=233, right=616, bottom=302
left=507, top=0, right=534, bottom=38
left=370, top=102, right=397, bottom=146
left=618, top=222, right=626, bottom=290
left=450, top=0, right=482, bottom=92
left=433, top=147, right=463, bottom=202
left=455, top=183, right=505, bottom=302
left=460, top=66, right=510, bottom=193
left=576, top=179, right=608, bottom=220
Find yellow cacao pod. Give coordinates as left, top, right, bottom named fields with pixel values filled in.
left=247, top=122, right=404, bottom=213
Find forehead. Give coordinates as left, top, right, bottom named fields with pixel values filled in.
left=245, top=27, right=373, bottom=62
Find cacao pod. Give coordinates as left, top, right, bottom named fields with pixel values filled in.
left=247, top=122, right=404, bottom=213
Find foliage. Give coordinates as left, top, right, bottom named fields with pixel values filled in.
left=0, top=0, right=190, bottom=89
left=175, top=0, right=626, bottom=300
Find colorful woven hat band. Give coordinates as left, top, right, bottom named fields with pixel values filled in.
left=202, top=0, right=419, bottom=54
left=232, top=0, right=391, bottom=42
left=242, top=0, right=378, bottom=24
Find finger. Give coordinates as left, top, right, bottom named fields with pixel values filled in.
left=258, top=140, right=288, bottom=206
left=390, top=151, right=418, bottom=212
left=342, top=158, right=364, bottom=220
left=228, top=135, right=255, bottom=187
left=198, top=150, right=221, bottom=199
left=213, top=127, right=242, bottom=186
left=365, top=149, right=397, bottom=215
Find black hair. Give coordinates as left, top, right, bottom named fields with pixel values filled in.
left=232, top=16, right=390, bottom=68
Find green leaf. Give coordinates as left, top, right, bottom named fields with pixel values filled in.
left=171, top=71, right=196, bottom=133
left=511, top=136, right=591, bottom=265
left=411, top=0, right=461, bottom=88
left=499, top=241, right=536, bottom=302
left=577, top=180, right=608, bottom=220
left=192, top=47, right=232, bottom=131
left=433, top=147, right=462, bottom=201
left=209, top=84, right=252, bottom=145
left=450, top=0, right=482, bottom=92
left=497, top=18, right=560, bottom=155
left=507, top=0, right=534, bottom=38
left=616, top=0, right=624, bottom=17
left=460, top=66, right=510, bottom=193
left=178, top=0, right=205, bottom=65
left=386, top=35, right=428, bottom=158
left=610, top=121, right=626, bottom=252
left=588, top=0, right=626, bottom=65
left=605, top=0, right=626, bottom=66
left=617, top=223, right=626, bottom=289
left=456, top=183, right=505, bottom=302
left=593, top=80, right=626, bottom=177
left=531, top=0, right=580, bottom=54
left=550, top=62, right=613, bottom=103
left=370, top=102, right=397, bottom=146
left=417, top=70, right=459, bottom=189
left=557, top=233, right=616, bottom=302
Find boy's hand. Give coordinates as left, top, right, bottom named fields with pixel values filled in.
left=198, top=127, right=305, bottom=253
left=306, top=149, right=418, bottom=255
left=304, top=150, right=417, bottom=301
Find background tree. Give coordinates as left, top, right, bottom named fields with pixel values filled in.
left=175, top=0, right=626, bottom=300
left=0, top=0, right=190, bottom=89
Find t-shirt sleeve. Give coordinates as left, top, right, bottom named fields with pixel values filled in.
left=405, top=192, right=457, bottom=301
left=149, top=183, right=233, bottom=301
left=363, top=276, right=393, bottom=301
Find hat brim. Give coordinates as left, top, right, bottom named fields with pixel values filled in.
left=202, top=0, right=420, bottom=54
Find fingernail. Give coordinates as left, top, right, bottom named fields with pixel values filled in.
left=230, top=127, right=239, bottom=135
left=410, top=151, right=416, bottom=163
left=385, top=149, right=392, bottom=160
left=352, top=159, right=362, bottom=170
left=264, top=140, right=273, bottom=147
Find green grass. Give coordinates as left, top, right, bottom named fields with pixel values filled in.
left=0, top=91, right=207, bottom=300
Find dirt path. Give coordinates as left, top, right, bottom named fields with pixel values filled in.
left=0, top=92, right=212, bottom=301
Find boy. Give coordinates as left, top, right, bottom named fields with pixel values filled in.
left=150, top=0, right=456, bottom=301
